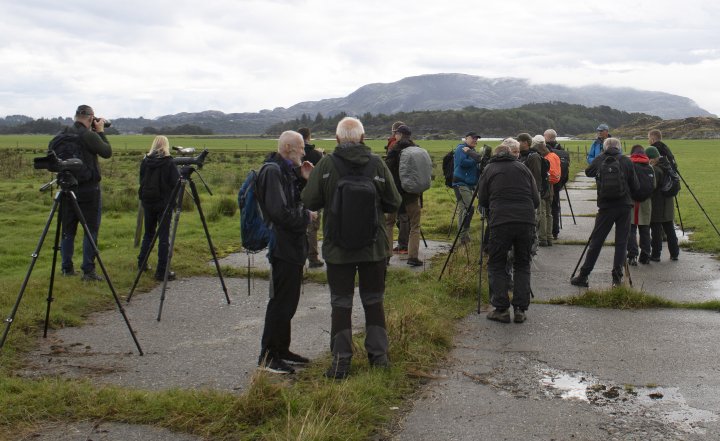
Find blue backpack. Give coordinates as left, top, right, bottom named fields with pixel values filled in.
left=237, top=164, right=276, bottom=252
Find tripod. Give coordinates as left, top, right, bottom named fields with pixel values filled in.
left=439, top=183, right=480, bottom=281
left=126, top=164, right=230, bottom=321
left=0, top=172, right=143, bottom=354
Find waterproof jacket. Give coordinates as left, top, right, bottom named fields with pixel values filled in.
left=138, top=153, right=180, bottom=205
left=650, top=157, right=675, bottom=223
left=65, top=121, right=112, bottom=190
left=478, top=153, right=540, bottom=228
left=302, top=142, right=401, bottom=264
left=519, top=148, right=544, bottom=199
left=452, top=143, right=482, bottom=187
left=303, top=143, right=323, bottom=166
left=385, top=138, right=420, bottom=203
left=587, top=136, right=608, bottom=164
left=256, top=152, right=310, bottom=266
left=652, top=140, right=678, bottom=171
left=585, top=147, right=639, bottom=209
left=630, top=153, right=653, bottom=225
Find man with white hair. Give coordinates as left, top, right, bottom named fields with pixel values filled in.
left=302, top=117, right=401, bottom=379
left=571, top=137, right=639, bottom=288
left=544, top=129, right=570, bottom=240
left=256, top=130, right=317, bottom=374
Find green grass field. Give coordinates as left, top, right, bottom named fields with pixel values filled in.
left=0, top=134, right=718, bottom=439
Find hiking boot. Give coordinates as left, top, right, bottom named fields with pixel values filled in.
left=324, top=356, right=351, bottom=380
left=628, top=257, right=638, bottom=266
left=407, top=257, right=423, bottom=267
left=639, top=254, right=650, bottom=264
left=513, top=308, right=526, bottom=323
left=81, top=271, right=103, bottom=282
left=611, top=269, right=623, bottom=287
left=393, top=246, right=408, bottom=254
left=650, top=256, right=661, bottom=262
left=570, top=274, right=589, bottom=287
left=155, top=271, right=176, bottom=281
left=538, top=241, right=550, bottom=247
left=308, top=258, right=324, bottom=268
left=486, top=308, right=511, bottom=323
left=279, top=351, right=310, bottom=365
left=670, top=255, right=679, bottom=261
left=553, top=234, right=559, bottom=240
left=259, top=357, right=295, bottom=374
left=61, top=268, right=77, bottom=277
left=370, top=356, right=391, bottom=369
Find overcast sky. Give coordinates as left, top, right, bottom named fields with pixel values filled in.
left=1, top=0, right=719, bottom=120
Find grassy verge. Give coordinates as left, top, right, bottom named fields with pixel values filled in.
left=545, top=285, right=720, bottom=311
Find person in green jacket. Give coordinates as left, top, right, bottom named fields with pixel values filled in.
left=301, top=117, right=401, bottom=379
left=647, top=146, right=680, bottom=261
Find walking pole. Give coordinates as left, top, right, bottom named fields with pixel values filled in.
left=624, top=259, right=633, bottom=288
left=678, top=172, right=720, bottom=239
left=674, top=196, right=685, bottom=236
left=564, top=184, right=576, bottom=224
left=571, top=234, right=592, bottom=279
left=420, top=227, right=428, bottom=248
left=477, top=208, right=486, bottom=314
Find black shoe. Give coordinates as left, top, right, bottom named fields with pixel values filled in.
left=61, top=269, right=77, bottom=277
left=650, top=256, right=661, bottom=262
left=308, top=259, right=324, bottom=268
left=280, top=351, right=310, bottom=365
left=81, top=271, right=103, bottom=282
left=370, top=356, right=391, bottom=369
left=611, top=270, right=623, bottom=287
left=538, top=241, right=550, bottom=247
left=407, top=257, right=423, bottom=267
left=513, top=308, right=526, bottom=323
left=259, top=357, right=295, bottom=374
left=553, top=234, right=559, bottom=240
left=324, top=356, right=351, bottom=380
left=670, top=255, right=679, bottom=261
left=571, top=275, right=589, bottom=287
left=155, top=271, right=176, bottom=281
left=628, top=257, right=638, bottom=266
left=639, top=254, right=650, bottom=264
left=487, top=308, right=511, bottom=323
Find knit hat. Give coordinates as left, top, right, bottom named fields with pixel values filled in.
left=531, top=134, right=545, bottom=146
left=645, top=146, right=660, bottom=159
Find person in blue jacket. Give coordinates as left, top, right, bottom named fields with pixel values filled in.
left=452, top=131, right=490, bottom=245
left=586, top=123, right=610, bottom=164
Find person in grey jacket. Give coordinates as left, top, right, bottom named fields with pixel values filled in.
left=478, top=139, right=539, bottom=324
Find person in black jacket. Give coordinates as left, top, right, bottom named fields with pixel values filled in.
left=478, top=139, right=540, bottom=324
left=298, top=127, right=324, bottom=268
left=571, top=138, right=640, bottom=288
left=137, top=136, right=180, bottom=281
left=256, top=130, right=317, bottom=374
left=60, top=105, right=112, bottom=281
left=648, top=129, right=677, bottom=171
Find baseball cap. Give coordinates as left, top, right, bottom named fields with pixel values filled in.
left=596, top=123, right=609, bottom=131
left=75, top=105, right=94, bottom=116
left=465, top=131, right=480, bottom=138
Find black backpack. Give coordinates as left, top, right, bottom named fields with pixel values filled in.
left=597, top=155, right=627, bottom=199
left=660, top=165, right=681, bottom=197
left=554, top=147, right=570, bottom=187
left=442, top=149, right=455, bottom=187
left=327, top=154, right=380, bottom=249
left=631, top=162, right=654, bottom=202
left=48, top=130, right=93, bottom=183
left=520, top=151, right=550, bottom=196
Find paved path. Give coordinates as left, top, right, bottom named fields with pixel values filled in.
left=392, top=173, right=720, bottom=440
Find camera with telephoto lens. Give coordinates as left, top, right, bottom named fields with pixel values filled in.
left=93, top=117, right=111, bottom=128
left=173, top=149, right=209, bottom=169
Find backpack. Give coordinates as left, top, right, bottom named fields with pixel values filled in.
left=597, top=155, right=627, bottom=199
left=660, top=165, right=681, bottom=197
left=399, top=145, right=433, bottom=194
left=327, top=154, right=380, bottom=250
left=631, top=162, right=655, bottom=202
left=237, top=164, right=276, bottom=252
left=139, top=162, right=163, bottom=202
left=442, top=149, right=454, bottom=187
left=553, top=147, right=570, bottom=187
left=48, top=130, right=93, bottom=183
left=520, top=151, right=550, bottom=197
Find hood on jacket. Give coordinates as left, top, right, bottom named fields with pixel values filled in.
left=488, top=152, right=517, bottom=163
left=333, top=142, right=373, bottom=166
left=630, top=153, right=649, bottom=164
left=144, top=153, right=173, bottom=169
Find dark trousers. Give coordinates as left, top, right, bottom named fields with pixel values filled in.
left=651, top=221, right=680, bottom=259
left=580, top=206, right=632, bottom=276
left=138, top=200, right=172, bottom=276
left=326, top=260, right=388, bottom=365
left=260, top=258, right=303, bottom=359
left=627, top=224, right=651, bottom=259
left=487, top=223, right=534, bottom=311
left=551, top=185, right=562, bottom=237
left=61, top=187, right=101, bottom=274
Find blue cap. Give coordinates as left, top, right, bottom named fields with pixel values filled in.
left=596, top=123, right=609, bottom=131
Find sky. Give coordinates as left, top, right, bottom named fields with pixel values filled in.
left=1, top=0, right=719, bottom=120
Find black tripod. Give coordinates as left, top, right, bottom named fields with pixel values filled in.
left=0, top=172, right=143, bottom=354
left=439, top=183, right=480, bottom=281
left=126, top=164, right=230, bottom=321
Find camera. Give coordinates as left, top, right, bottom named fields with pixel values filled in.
left=34, top=150, right=85, bottom=174
left=173, top=149, right=209, bottom=169
left=93, top=117, right=112, bottom=128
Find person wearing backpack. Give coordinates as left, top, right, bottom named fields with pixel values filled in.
left=646, top=146, right=680, bottom=262
left=137, top=136, right=181, bottom=281
left=58, top=105, right=112, bottom=281
left=298, top=127, right=325, bottom=268
left=386, top=122, right=410, bottom=255
left=649, top=129, right=678, bottom=172
left=532, top=135, right=559, bottom=247
left=571, top=138, right=639, bottom=288
left=545, top=129, right=570, bottom=240
left=587, top=123, right=610, bottom=164
left=452, top=131, right=487, bottom=245
left=256, top=131, right=317, bottom=375
left=385, top=125, right=426, bottom=267
left=626, top=145, right=655, bottom=265
left=517, top=133, right=545, bottom=253
left=302, top=117, right=401, bottom=380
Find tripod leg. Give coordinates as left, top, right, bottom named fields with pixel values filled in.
left=158, top=180, right=186, bottom=321
left=188, top=179, right=231, bottom=304
left=1, top=192, right=62, bottom=350
left=678, top=172, right=720, bottom=239
left=624, top=259, right=633, bottom=288
left=44, top=197, right=64, bottom=338
left=66, top=192, right=144, bottom=355
left=439, top=184, right=480, bottom=281
left=674, top=196, right=685, bottom=236
left=447, top=199, right=460, bottom=239
left=571, top=235, right=591, bottom=279
left=564, top=184, right=576, bottom=225
left=477, top=214, right=485, bottom=314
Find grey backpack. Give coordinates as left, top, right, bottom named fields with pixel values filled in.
left=399, top=146, right=433, bottom=194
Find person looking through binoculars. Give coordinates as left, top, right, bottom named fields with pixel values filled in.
left=137, top=136, right=181, bottom=281
left=59, top=104, right=112, bottom=281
